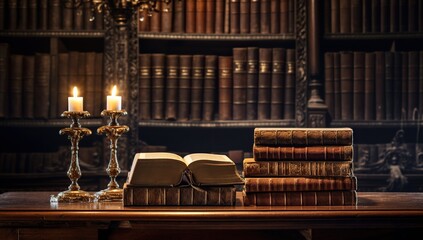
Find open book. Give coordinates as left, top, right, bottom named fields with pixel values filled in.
left=126, top=152, right=244, bottom=187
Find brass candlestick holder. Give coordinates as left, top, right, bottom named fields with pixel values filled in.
left=94, top=110, right=129, bottom=202
left=50, top=111, right=94, bottom=203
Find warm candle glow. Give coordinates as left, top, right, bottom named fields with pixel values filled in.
left=107, top=85, right=122, bottom=111
left=68, top=86, right=83, bottom=112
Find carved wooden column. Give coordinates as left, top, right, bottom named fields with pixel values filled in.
left=306, top=0, right=328, bottom=127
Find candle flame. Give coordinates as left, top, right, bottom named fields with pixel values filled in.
left=112, top=85, right=117, bottom=96
left=73, top=86, right=78, bottom=97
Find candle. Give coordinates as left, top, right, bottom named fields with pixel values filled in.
left=107, top=85, right=122, bottom=111
left=68, top=86, right=83, bottom=112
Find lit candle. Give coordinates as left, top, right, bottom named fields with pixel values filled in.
left=68, top=86, right=83, bottom=112
left=107, top=85, right=122, bottom=111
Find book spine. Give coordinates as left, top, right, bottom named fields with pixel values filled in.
left=8, top=0, right=18, bottom=30
left=270, top=48, right=285, bottom=120
left=218, top=56, right=233, bottom=120
left=138, top=10, right=150, bottom=32
left=224, top=0, right=231, bottom=33
left=203, top=55, right=217, bottom=121
left=34, top=54, right=50, bottom=119
left=246, top=47, right=259, bottom=120
left=287, top=0, right=294, bottom=33
left=62, top=0, right=73, bottom=30
left=325, top=52, right=335, bottom=118
left=380, top=0, right=389, bottom=33
left=191, top=55, right=205, bottom=121
left=244, top=177, right=358, bottom=192
left=161, top=1, right=173, bottom=33
left=393, top=52, right=402, bottom=120
left=390, top=0, right=399, bottom=32
left=330, top=0, right=339, bottom=33
left=151, top=53, right=166, bottom=120
left=94, top=7, right=104, bottom=30
left=253, top=145, right=354, bottom=161
left=239, top=0, right=250, bottom=33
left=85, top=52, right=96, bottom=115
left=340, top=51, right=353, bottom=120
left=243, top=159, right=354, bottom=177
left=150, top=1, right=161, bottom=32
left=178, top=55, right=192, bottom=121
left=196, top=0, right=206, bottom=33
left=371, top=0, right=381, bottom=32
left=139, top=53, right=151, bottom=120
left=83, top=1, right=94, bottom=30
left=22, top=55, right=35, bottom=119
left=50, top=0, right=61, bottom=30
left=9, top=54, right=23, bottom=118
left=165, top=54, right=179, bottom=121
left=399, top=0, right=408, bottom=32
left=206, top=0, right=216, bottom=33
left=353, top=52, right=365, bottom=120
left=173, top=0, right=185, bottom=32
left=375, top=51, right=385, bottom=120
left=270, top=0, right=280, bottom=34
left=215, top=0, right=225, bottom=33
left=230, top=0, right=240, bottom=34
left=73, top=0, right=83, bottom=30
left=233, top=48, right=248, bottom=120
left=243, top=190, right=357, bottom=206
left=284, top=49, right=295, bottom=119
left=17, top=0, right=28, bottom=30
left=186, top=0, right=196, bottom=33
left=0, top=0, right=4, bottom=30
left=57, top=53, right=69, bottom=115
left=280, top=0, right=289, bottom=33
left=260, top=0, right=270, bottom=34
left=364, top=52, right=375, bottom=120
left=408, top=0, right=417, bottom=32
left=253, top=128, right=353, bottom=146
left=351, top=0, right=362, bottom=33
left=0, top=43, right=9, bottom=118
left=408, top=51, right=419, bottom=119
left=257, top=48, right=272, bottom=120
left=384, top=52, right=394, bottom=120
left=339, top=0, right=351, bottom=33
left=250, top=0, right=260, bottom=33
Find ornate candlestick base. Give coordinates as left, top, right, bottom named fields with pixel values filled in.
left=94, top=110, right=129, bottom=202
left=51, top=111, right=94, bottom=203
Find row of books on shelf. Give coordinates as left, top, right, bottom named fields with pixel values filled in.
left=0, top=0, right=104, bottom=31
left=140, top=47, right=296, bottom=121
left=0, top=44, right=104, bottom=119
left=139, top=0, right=295, bottom=34
left=324, top=50, right=423, bottom=121
left=325, top=0, right=423, bottom=34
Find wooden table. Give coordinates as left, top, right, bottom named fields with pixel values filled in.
left=0, top=191, right=422, bottom=240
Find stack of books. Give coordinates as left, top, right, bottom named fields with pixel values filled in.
left=242, top=128, right=358, bottom=206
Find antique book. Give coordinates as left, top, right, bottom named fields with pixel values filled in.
left=94, top=6, right=104, bottom=30
left=246, top=47, right=259, bottom=120
left=384, top=52, right=394, bottom=120
left=49, top=0, right=60, bottom=30
left=287, top=0, right=294, bottom=33
left=165, top=54, right=179, bottom=121
left=185, top=0, right=196, bottom=33
left=161, top=0, right=173, bottom=32
left=270, top=0, right=280, bottom=34
left=351, top=0, right=362, bottom=33
left=324, top=52, right=335, bottom=117
left=196, top=0, right=206, bottom=33
left=57, top=53, right=69, bottom=115
left=280, top=0, right=289, bottom=33
left=253, top=145, right=354, bottom=161
left=364, top=52, right=375, bottom=120
left=191, top=55, right=205, bottom=121
left=240, top=0, right=250, bottom=33
left=17, top=0, right=28, bottom=30
left=0, top=43, right=9, bottom=118
left=22, top=55, right=35, bottom=119
left=284, top=49, right=295, bottom=119
left=408, top=51, right=419, bottom=119
left=230, top=0, right=240, bottom=34
left=260, top=0, right=270, bottom=34
left=330, top=0, right=339, bottom=33
left=250, top=0, right=260, bottom=33
left=233, top=48, right=248, bottom=120
left=393, top=51, right=402, bottom=120
left=34, top=53, right=50, bottom=119
left=380, top=0, right=389, bottom=32
left=244, top=176, right=357, bottom=192
left=7, top=0, right=17, bottom=30
left=371, top=0, right=380, bottom=32
left=62, top=0, right=73, bottom=30
left=218, top=56, right=233, bottom=120
left=139, top=53, right=151, bottom=120
left=9, top=54, right=23, bottom=118
left=123, top=184, right=237, bottom=206
left=339, top=0, right=351, bottom=33
left=83, top=0, right=94, bottom=30
left=270, top=48, right=285, bottom=119
left=173, top=0, right=185, bottom=32
left=257, top=48, right=272, bottom=120
left=178, top=55, right=192, bottom=121
left=85, top=52, right=96, bottom=115
left=73, top=0, right=83, bottom=30
left=205, top=0, right=216, bottom=33
left=150, top=1, right=161, bottom=32
left=138, top=10, right=150, bottom=32
left=333, top=52, right=341, bottom=119
left=151, top=53, right=165, bottom=120
left=243, top=158, right=354, bottom=177
left=253, top=127, right=353, bottom=146
left=224, top=0, right=230, bottom=33
left=375, top=51, right=385, bottom=120
left=340, top=51, right=353, bottom=120
left=353, top=51, right=365, bottom=120
left=215, top=0, right=225, bottom=33
left=203, top=55, right=217, bottom=121
left=243, top=190, right=357, bottom=206
left=127, top=152, right=244, bottom=187
left=390, top=0, right=399, bottom=32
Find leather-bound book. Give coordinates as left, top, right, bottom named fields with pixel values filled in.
left=270, top=0, right=280, bottom=34
left=94, top=7, right=104, bottom=30
left=380, top=0, right=389, bottom=33
left=384, top=52, right=394, bottom=120
left=173, top=0, right=185, bottom=32
left=186, top=0, right=196, bottom=33
left=233, top=48, right=248, bottom=120
left=371, top=0, right=380, bottom=32
left=139, top=53, right=152, bottom=120
left=284, top=49, right=295, bottom=119
left=150, top=1, right=161, bottom=32
left=393, top=52, right=402, bottom=120
left=333, top=52, right=341, bottom=119
left=73, top=0, right=83, bottom=30
left=94, top=53, right=103, bottom=113
left=0, top=43, right=9, bottom=118
left=191, top=55, right=205, bottom=121
left=85, top=52, right=96, bottom=115
left=230, top=0, right=240, bottom=34
left=364, top=52, right=375, bottom=120
left=375, top=51, right=385, bottom=120
left=7, top=0, right=17, bottom=30
left=250, top=0, right=260, bottom=33
left=408, top=51, right=419, bottom=119
left=203, top=55, right=217, bottom=121
left=161, top=1, right=173, bottom=33
left=288, top=0, right=294, bottom=33
left=34, top=53, right=50, bottom=119
left=330, top=0, right=339, bottom=33
left=57, top=53, right=69, bottom=115
left=218, top=56, right=233, bottom=120
left=224, top=0, right=231, bottom=33
left=247, top=47, right=259, bottom=120
left=340, top=0, right=351, bottom=33
left=9, top=54, right=23, bottom=119
left=151, top=53, right=166, bottom=120
left=83, top=0, right=94, bottom=30
left=50, top=0, right=61, bottom=30
left=196, top=0, right=206, bottom=33
left=353, top=52, right=365, bottom=120
left=17, top=0, right=28, bottom=30
left=62, top=0, right=73, bottom=30
left=206, top=0, right=216, bottom=33
left=253, top=145, right=354, bottom=161
left=260, top=0, right=270, bottom=34
left=280, top=0, right=289, bottom=33
left=401, top=52, right=408, bottom=118
left=270, top=48, right=286, bottom=119
left=325, top=52, right=335, bottom=118
left=362, top=0, right=371, bottom=32
left=178, top=55, right=192, bottom=121
left=257, top=48, right=272, bottom=120
left=165, top=54, right=179, bottom=121
left=351, top=0, right=362, bottom=33
left=390, top=0, right=399, bottom=32
left=340, top=51, right=353, bottom=120
left=215, top=0, right=225, bottom=33
left=138, top=11, right=150, bottom=32
left=240, top=0, right=250, bottom=33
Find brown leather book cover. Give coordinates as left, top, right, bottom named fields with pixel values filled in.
left=224, top=0, right=231, bottom=33
left=393, top=52, right=402, bottom=120
left=230, top=0, right=240, bottom=34
left=244, top=176, right=357, bottom=192
left=288, top=0, right=294, bottom=33
left=49, top=0, right=61, bottom=30
left=218, top=56, right=233, bottom=120
left=401, top=52, right=408, bottom=118
left=408, top=51, right=419, bottom=119
left=362, top=0, right=371, bottom=32
left=390, top=0, right=399, bottom=32
left=270, top=48, right=285, bottom=119
left=351, top=0, right=362, bottom=33
left=178, top=55, right=192, bottom=121
left=0, top=43, right=9, bottom=118
left=258, top=48, right=272, bottom=120
left=196, top=0, right=206, bottom=33
left=62, top=0, right=73, bottom=30
left=325, top=52, right=335, bottom=118
left=233, top=48, right=248, bottom=120
left=139, top=53, right=152, bottom=120
left=203, top=55, right=217, bottom=121
left=165, top=55, right=179, bottom=121
left=260, top=0, right=270, bottom=34
left=340, top=51, right=353, bottom=120
left=375, top=51, right=385, bottom=120
left=250, top=0, right=260, bottom=33
left=215, top=0, right=225, bottom=33
left=186, top=0, right=196, bottom=33
left=247, top=47, right=259, bottom=120
left=380, top=0, right=389, bottom=32
left=83, top=0, right=94, bottom=30
left=151, top=53, right=166, bottom=120
left=191, top=55, right=205, bottom=121
left=330, top=0, right=339, bottom=33
left=57, top=53, right=69, bottom=115
left=280, top=0, right=289, bottom=33
left=253, top=145, right=354, bottom=161
left=364, top=52, right=375, bottom=120
left=340, top=0, right=351, bottom=33
left=150, top=1, right=162, bottom=32
left=138, top=10, right=151, bottom=32
left=17, top=0, right=28, bottom=30
left=353, top=52, right=365, bottom=120
left=384, top=52, right=394, bottom=120
left=284, top=49, right=295, bottom=119
left=243, top=190, right=357, bottom=206
left=173, top=0, right=185, bottom=32
left=34, top=53, right=50, bottom=119
left=161, top=1, right=173, bottom=33
left=84, top=52, right=96, bottom=115
left=9, top=54, right=23, bottom=118
left=206, top=0, right=216, bottom=33
left=94, top=7, right=104, bottom=30
left=270, top=0, right=280, bottom=34
left=240, top=0, right=250, bottom=33
left=371, top=0, right=380, bottom=32
left=72, top=0, right=83, bottom=30
left=7, top=0, right=17, bottom=30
